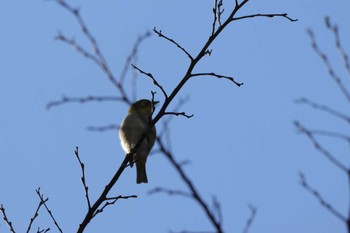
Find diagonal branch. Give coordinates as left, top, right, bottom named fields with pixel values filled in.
left=325, top=16, right=350, bottom=77
left=47, top=95, right=124, bottom=109
left=26, top=197, right=48, bottom=233
left=36, top=188, right=63, bottom=233
left=131, top=64, right=168, bottom=99
left=148, top=187, right=192, bottom=198
left=0, top=204, right=16, bottom=233
left=153, top=27, right=194, bottom=61
left=307, top=28, right=350, bottom=102
left=232, top=13, right=297, bottom=22
left=156, top=136, right=223, bottom=233
left=190, top=72, right=243, bottom=87
left=74, top=147, right=91, bottom=210
left=295, top=98, right=350, bottom=124
left=242, top=204, right=257, bottom=233
left=299, top=173, right=347, bottom=222
left=92, top=195, right=137, bottom=218
left=294, top=121, right=348, bottom=174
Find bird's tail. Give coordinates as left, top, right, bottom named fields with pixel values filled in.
left=136, top=161, right=148, bottom=184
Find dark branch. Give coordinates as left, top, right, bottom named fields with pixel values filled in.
left=164, top=111, right=194, bottom=118
left=299, top=173, right=347, bottom=222
left=306, top=129, right=350, bottom=144
left=307, top=28, right=350, bottom=102
left=131, top=64, right=168, bottom=98
left=295, top=98, right=350, bottom=124
left=26, top=197, right=48, bottom=233
left=92, top=195, right=137, bottom=218
left=232, top=13, right=297, bottom=22
left=86, top=124, right=119, bottom=132
left=36, top=188, right=63, bottom=233
left=294, top=121, right=348, bottom=173
left=242, top=204, right=257, bottom=233
left=148, top=187, right=192, bottom=198
left=190, top=72, right=243, bottom=87
left=74, top=147, right=91, bottom=210
left=47, top=95, right=124, bottom=109
left=153, top=27, right=194, bottom=61
left=324, top=16, right=350, bottom=76
left=0, top=204, right=16, bottom=233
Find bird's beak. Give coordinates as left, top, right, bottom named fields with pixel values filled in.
left=153, top=101, right=159, bottom=106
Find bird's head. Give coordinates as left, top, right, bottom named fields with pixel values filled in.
left=129, top=99, right=158, bottom=118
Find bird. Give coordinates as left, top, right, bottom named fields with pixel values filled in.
left=119, top=99, right=157, bottom=184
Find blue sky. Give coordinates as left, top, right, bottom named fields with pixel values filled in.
left=0, top=0, right=349, bottom=232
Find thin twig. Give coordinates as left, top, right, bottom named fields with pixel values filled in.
left=36, top=188, right=63, bottom=233
left=131, top=64, right=168, bottom=98
left=47, top=95, right=123, bottom=109
left=242, top=204, right=257, bottom=233
left=299, top=173, right=347, bottom=222
left=0, top=204, right=16, bottom=233
left=87, top=124, right=119, bottom=132
left=232, top=13, right=297, bottom=22
left=153, top=27, right=194, bottom=61
left=92, top=195, right=137, bottom=218
left=295, top=98, right=350, bottom=124
left=325, top=16, right=350, bottom=77
left=164, top=111, right=194, bottom=118
left=74, top=147, right=91, bottom=210
left=26, top=197, right=48, bottom=233
left=148, top=187, right=192, bottom=198
left=307, top=29, right=350, bottom=102
left=307, top=129, right=350, bottom=144
left=190, top=72, right=243, bottom=87
left=294, top=121, right=348, bottom=173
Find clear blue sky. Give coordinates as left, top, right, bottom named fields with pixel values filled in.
left=0, top=0, right=349, bottom=232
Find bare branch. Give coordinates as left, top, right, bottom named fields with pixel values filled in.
left=86, top=124, right=119, bottom=132
left=156, top=137, right=223, bottom=233
left=306, top=129, right=350, bottom=144
left=294, top=121, right=348, bottom=173
left=299, top=173, right=347, bottom=222
left=295, top=98, right=350, bottom=124
left=232, top=13, right=297, bottom=22
left=148, top=187, right=192, bottom=198
left=26, top=197, right=48, bottom=233
left=242, top=204, right=257, bottom=233
left=120, top=31, right=152, bottom=84
left=307, top=29, right=350, bottom=102
left=131, top=64, right=168, bottom=99
left=92, top=195, right=137, bottom=218
left=0, top=204, right=16, bottom=233
left=153, top=27, right=194, bottom=61
left=36, top=188, right=63, bottom=233
left=47, top=95, right=123, bottom=109
left=74, top=147, right=91, bottom=210
left=190, top=72, right=243, bottom=87
left=164, top=111, right=194, bottom=118
left=325, top=16, right=350, bottom=77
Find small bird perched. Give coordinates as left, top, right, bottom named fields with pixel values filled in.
left=119, top=99, right=157, bottom=184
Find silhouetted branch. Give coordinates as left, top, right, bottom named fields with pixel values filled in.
left=26, top=197, right=48, bottom=233
left=36, top=227, right=50, bottom=233
left=212, top=0, right=224, bottom=36
left=148, top=187, right=192, bottom=198
left=295, top=98, right=350, bottom=124
left=190, top=72, right=243, bottom=87
left=307, top=28, right=350, bottom=102
left=131, top=64, right=168, bottom=99
left=294, top=121, right=348, bottom=174
left=299, top=173, right=347, bottom=222
left=36, top=188, right=63, bottom=233
left=86, top=124, right=119, bottom=132
left=242, top=204, right=257, bottom=233
left=92, top=195, right=137, bottom=218
left=0, top=204, right=16, bottom=233
left=325, top=16, right=350, bottom=76
left=74, top=147, right=91, bottom=210
left=306, top=129, right=350, bottom=144
left=231, top=13, right=297, bottom=22
left=153, top=27, right=193, bottom=61
left=120, top=31, right=152, bottom=84
left=164, top=111, right=194, bottom=118
left=47, top=95, right=123, bottom=109
left=156, top=136, right=223, bottom=233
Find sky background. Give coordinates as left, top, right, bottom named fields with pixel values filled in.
left=0, top=0, right=349, bottom=233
